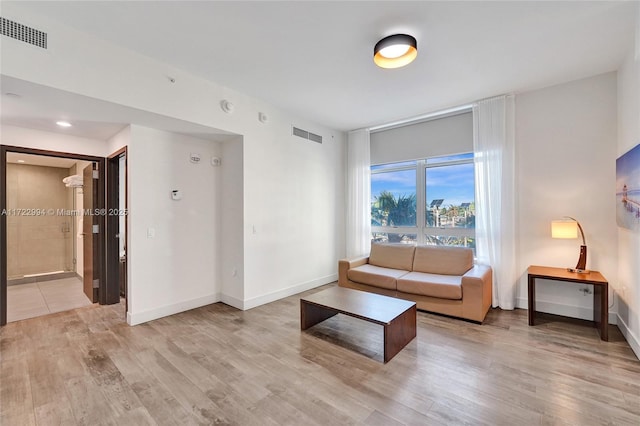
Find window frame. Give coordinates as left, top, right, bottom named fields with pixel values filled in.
left=371, top=153, right=475, bottom=247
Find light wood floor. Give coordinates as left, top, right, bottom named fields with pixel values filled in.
left=1, top=283, right=638, bottom=425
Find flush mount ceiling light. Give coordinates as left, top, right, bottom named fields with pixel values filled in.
left=374, top=34, right=417, bottom=69
left=56, top=120, right=72, bottom=127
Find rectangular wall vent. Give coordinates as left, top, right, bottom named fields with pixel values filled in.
left=292, top=126, right=308, bottom=139
left=308, top=132, right=322, bottom=143
left=1, top=17, right=47, bottom=49
left=292, top=126, right=322, bottom=144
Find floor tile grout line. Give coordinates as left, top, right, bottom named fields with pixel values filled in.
left=36, top=282, right=54, bottom=314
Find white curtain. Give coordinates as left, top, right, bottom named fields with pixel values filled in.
left=346, top=129, right=372, bottom=258
left=473, top=95, right=517, bottom=309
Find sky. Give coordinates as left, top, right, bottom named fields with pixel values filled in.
left=371, top=162, right=475, bottom=207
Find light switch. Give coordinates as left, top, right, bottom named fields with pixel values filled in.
left=147, top=227, right=155, bottom=238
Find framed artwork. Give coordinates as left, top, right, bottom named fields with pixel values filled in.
left=616, top=143, right=640, bottom=231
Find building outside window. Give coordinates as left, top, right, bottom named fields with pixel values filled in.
left=371, top=153, right=475, bottom=250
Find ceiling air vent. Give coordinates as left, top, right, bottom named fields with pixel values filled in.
left=1, top=17, right=47, bottom=49
left=292, top=126, right=322, bottom=144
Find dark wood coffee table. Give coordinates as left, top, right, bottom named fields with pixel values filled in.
left=300, top=287, right=416, bottom=363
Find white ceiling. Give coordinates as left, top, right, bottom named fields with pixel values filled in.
left=3, top=1, right=637, bottom=133
left=1, top=76, right=238, bottom=142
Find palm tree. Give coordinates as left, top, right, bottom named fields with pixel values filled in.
left=371, top=191, right=416, bottom=242
left=390, top=193, right=417, bottom=226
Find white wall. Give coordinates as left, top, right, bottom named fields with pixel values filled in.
left=127, top=126, right=222, bottom=324
left=241, top=121, right=346, bottom=309
left=107, top=125, right=130, bottom=155
left=616, top=3, right=640, bottom=358
left=0, top=6, right=346, bottom=321
left=220, top=137, right=244, bottom=307
left=516, top=73, right=619, bottom=322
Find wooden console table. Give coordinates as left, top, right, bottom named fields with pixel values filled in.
left=527, top=265, right=608, bottom=341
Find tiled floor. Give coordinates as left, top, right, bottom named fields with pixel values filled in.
left=7, top=277, right=92, bottom=323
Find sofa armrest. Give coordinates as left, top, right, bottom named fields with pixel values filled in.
left=461, top=264, right=493, bottom=321
left=462, top=264, right=492, bottom=283
left=338, top=256, right=369, bottom=286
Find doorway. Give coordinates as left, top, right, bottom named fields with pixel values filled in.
left=106, top=147, right=127, bottom=309
left=0, top=145, right=111, bottom=325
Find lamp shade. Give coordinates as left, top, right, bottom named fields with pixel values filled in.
left=374, top=34, right=417, bottom=69
left=551, top=220, right=578, bottom=239
left=551, top=217, right=588, bottom=272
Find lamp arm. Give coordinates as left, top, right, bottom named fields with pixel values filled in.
left=576, top=221, right=586, bottom=246
left=566, top=216, right=586, bottom=246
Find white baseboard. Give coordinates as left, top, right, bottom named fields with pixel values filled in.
left=127, top=293, right=221, bottom=326
left=516, top=297, right=618, bottom=325
left=219, top=293, right=244, bottom=310
left=239, top=274, right=337, bottom=310
left=615, top=313, right=640, bottom=360
left=125, top=275, right=337, bottom=325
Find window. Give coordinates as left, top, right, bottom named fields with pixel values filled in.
left=371, top=162, right=417, bottom=244
left=424, top=153, right=475, bottom=249
left=371, top=153, right=475, bottom=250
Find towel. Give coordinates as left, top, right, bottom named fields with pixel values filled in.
left=63, top=175, right=83, bottom=187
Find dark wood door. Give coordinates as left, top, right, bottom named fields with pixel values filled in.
left=106, top=148, right=127, bottom=306
left=83, top=164, right=98, bottom=302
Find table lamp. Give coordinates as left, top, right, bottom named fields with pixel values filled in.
left=551, top=217, right=588, bottom=273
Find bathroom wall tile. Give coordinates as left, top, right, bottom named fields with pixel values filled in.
left=7, top=222, right=19, bottom=277
left=6, top=164, right=18, bottom=209
left=9, top=164, right=75, bottom=275
left=18, top=229, right=67, bottom=274
left=7, top=248, right=19, bottom=278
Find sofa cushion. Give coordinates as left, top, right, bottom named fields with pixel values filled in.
left=397, top=272, right=462, bottom=300
left=347, top=264, right=407, bottom=290
left=369, top=243, right=416, bottom=271
left=412, top=245, right=473, bottom=275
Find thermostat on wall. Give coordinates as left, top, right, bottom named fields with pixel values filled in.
left=190, top=153, right=201, bottom=164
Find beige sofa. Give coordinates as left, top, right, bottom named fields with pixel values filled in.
left=338, top=243, right=492, bottom=323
